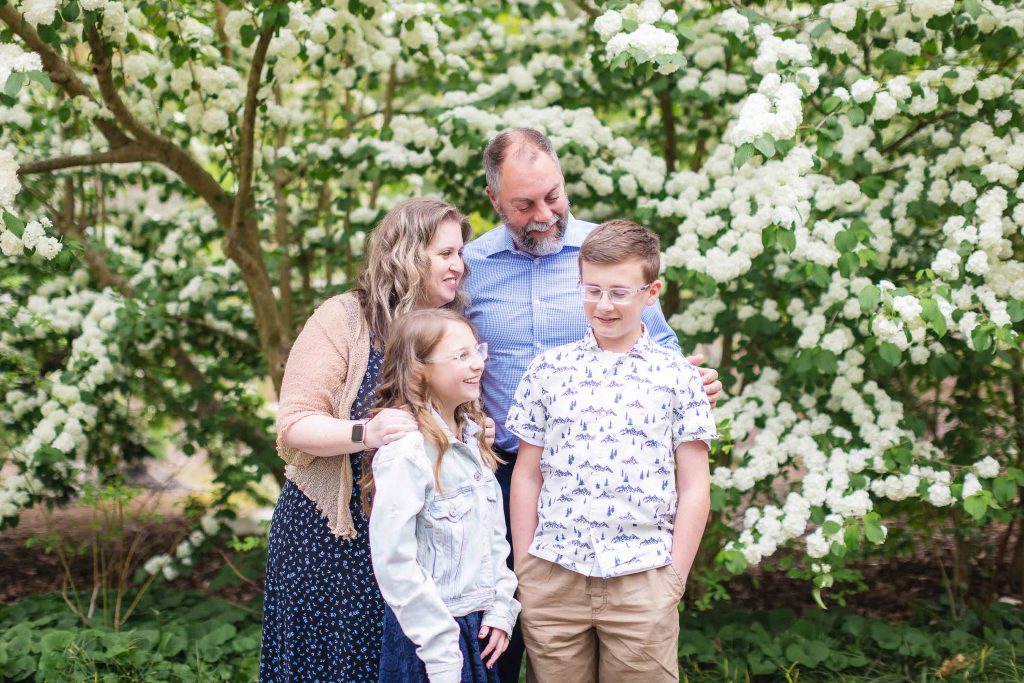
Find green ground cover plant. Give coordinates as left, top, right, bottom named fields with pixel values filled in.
left=0, top=590, right=261, bottom=682
left=1, top=588, right=1021, bottom=682
left=678, top=601, right=1024, bottom=682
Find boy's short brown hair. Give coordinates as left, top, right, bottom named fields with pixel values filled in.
left=578, top=219, right=661, bottom=282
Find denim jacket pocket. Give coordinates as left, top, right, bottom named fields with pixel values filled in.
left=426, top=488, right=475, bottom=592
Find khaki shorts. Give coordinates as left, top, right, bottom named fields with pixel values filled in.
left=516, top=554, right=685, bottom=683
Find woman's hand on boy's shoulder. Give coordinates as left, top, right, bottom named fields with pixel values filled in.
left=477, top=624, right=510, bottom=669
left=686, top=353, right=723, bottom=408
left=364, top=407, right=418, bottom=449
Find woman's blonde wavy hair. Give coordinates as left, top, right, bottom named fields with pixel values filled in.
left=354, top=197, right=473, bottom=347
left=360, top=309, right=503, bottom=514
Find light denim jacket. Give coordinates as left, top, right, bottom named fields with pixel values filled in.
left=369, top=416, right=520, bottom=683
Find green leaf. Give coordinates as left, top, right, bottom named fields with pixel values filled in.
left=261, top=5, right=278, bottom=29
left=844, top=524, right=862, bottom=550
left=877, top=49, right=905, bottom=72
left=240, top=24, right=257, bottom=48
left=753, top=134, right=776, bottom=158
left=816, top=349, right=838, bottom=374
left=965, top=0, right=984, bottom=18
left=838, top=252, right=858, bottom=277
left=27, top=70, right=53, bottom=90
left=733, top=142, right=756, bottom=168
left=62, top=1, right=80, bottom=21
left=1007, top=300, right=1024, bottom=323
left=972, top=324, right=991, bottom=352
left=40, top=630, right=76, bottom=651
left=992, top=476, right=1016, bottom=505
left=863, top=512, right=885, bottom=544
left=716, top=548, right=747, bottom=574
left=834, top=229, right=857, bottom=253
left=4, top=72, right=26, bottom=98
left=847, top=106, right=866, bottom=125
left=860, top=175, right=885, bottom=199
left=823, top=520, right=841, bottom=536
left=777, top=228, right=796, bottom=253
left=3, top=211, right=26, bottom=236
left=822, top=96, right=841, bottom=113
left=810, top=21, right=830, bottom=38
left=858, top=284, right=880, bottom=313
left=878, top=342, right=902, bottom=366
left=964, top=493, right=988, bottom=521
left=919, top=298, right=947, bottom=337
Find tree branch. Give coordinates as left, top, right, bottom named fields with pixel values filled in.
left=18, top=147, right=155, bottom=175
left=231, top=25, right=275, bottom=238
left=0, top=4, right=131, bottom=148
left=566, top=0, right=600, bottom=19
left=657, top=87, right=678, bottom=175
left=881, top=111, right=956, bottom=154
left=85, top=26, right=235, bottom=227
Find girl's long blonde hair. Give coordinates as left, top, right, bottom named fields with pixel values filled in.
left=360, top=309, right=503, bottom=514
left=353, top=197, right=472, bottom=347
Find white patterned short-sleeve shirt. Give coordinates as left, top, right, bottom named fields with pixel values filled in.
left=506, top=326, right=718, bottom=578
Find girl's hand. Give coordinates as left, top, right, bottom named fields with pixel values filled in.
left=484, top=417, right=496, bottom=448
left=478, top=625, right=510, bottom=669
left=363, top=408, right=418, bottom=449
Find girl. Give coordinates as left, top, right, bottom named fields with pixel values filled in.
left=363, top=309, right=519, bottom=683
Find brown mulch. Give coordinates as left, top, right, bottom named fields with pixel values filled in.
left=0, top=500, right=1013, bottom=619
left=0, top=496, right=258, bottom=605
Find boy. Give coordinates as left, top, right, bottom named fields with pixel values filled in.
left=506, top=220, right=717, bottom=682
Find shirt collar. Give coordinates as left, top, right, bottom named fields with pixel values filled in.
left=578, top=324, right=655, bottom=359
left=428, top=406, right=482, bottom=442
left=482, top=212, right=585, bottom=257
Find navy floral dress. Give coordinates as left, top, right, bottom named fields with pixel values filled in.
left=260, top=347, right=385, bottom=682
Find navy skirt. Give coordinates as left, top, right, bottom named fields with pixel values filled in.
left=379, top=606, right=501, bottom=683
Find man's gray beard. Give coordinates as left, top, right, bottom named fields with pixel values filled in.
left=500, top=210, right=569, bottom=257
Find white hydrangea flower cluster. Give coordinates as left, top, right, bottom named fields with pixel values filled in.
left=725, top=24, right=812, bottom=146
left=595, top=1, right=683, bottom=74
left=144, top=512, right=221, bottom=581
left=663, top=145, right=827, bottom=283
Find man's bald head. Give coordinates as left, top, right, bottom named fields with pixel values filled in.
left=483, top=128, right=562, bottom=193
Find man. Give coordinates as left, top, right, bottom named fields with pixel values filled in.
left=463, top=128, right=722, bottom=683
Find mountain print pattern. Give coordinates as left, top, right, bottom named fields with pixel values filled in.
left=506, top=327, right=718, bottom=578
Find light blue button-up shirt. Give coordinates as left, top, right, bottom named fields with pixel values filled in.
left=462, top=215, right=681, bottom=453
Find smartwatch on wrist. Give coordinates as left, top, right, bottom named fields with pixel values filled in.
left=351, top=420, right=368, bottom=445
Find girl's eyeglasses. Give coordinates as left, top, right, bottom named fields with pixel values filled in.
left=425, top=342, right=488, bottom=365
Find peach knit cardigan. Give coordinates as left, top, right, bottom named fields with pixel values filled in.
left=276, top=292, right=371, bottom=540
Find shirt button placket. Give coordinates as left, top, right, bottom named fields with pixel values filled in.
left=531, top=256, right=542, bottom=351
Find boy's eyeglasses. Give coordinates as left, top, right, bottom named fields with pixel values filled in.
left=425, top=342, right=488, bottom=365
left=578, top=283, right=654, bottom=305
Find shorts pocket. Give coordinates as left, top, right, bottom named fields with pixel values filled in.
left=666, top=564, right=686, bottom=600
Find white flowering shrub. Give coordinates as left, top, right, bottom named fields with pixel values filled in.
left=2, top=0, right=1022, bottom=600
left=591, top=0, right=1024, bottom=602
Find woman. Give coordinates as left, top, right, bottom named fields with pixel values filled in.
left=260, top=197, right=477, bottom=682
